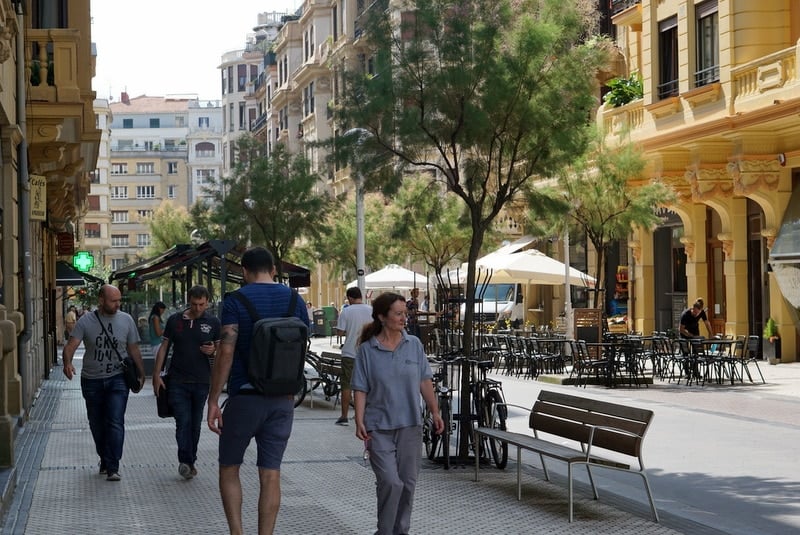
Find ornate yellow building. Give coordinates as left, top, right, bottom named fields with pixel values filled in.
left=0, top=0, right=100, bottom=472
left=603, top=0, right=799, bottom=360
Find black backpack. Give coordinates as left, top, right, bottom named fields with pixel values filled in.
left=230, top=289, right=309, bottom=395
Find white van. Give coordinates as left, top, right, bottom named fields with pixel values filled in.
left=460, top=283, right=524, bottom=324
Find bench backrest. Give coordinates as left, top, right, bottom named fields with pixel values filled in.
left=530, top=390, right=653, bottom=457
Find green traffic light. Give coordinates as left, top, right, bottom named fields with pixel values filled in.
left=72, top=251, right=94, bottom=272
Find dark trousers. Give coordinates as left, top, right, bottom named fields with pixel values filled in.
left=81, top=374, right=129, bottom=473
left=169, top=381, right=210, bottom=465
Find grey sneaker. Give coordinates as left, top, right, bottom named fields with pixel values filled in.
left=179, top=463, right=193, bottom=479
left=190, top=465, right=198, bottom=477
left=106, top=472, right=121, bottom=482
left=335, top=417, right=348, bottom=426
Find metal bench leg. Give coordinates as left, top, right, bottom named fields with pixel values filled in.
left=585, top=464, right=599, bottom=500
left=568, top=463, right=574, bottom=522
left=516, top=447, right=522, bottom=500
left=639, top=472, right=660, bottom=522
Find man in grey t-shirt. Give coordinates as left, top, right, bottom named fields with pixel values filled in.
left=335, top=287, right=373, bottom=425
left=63, top=285, right=144, bottom=481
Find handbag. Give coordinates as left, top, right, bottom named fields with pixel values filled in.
left=156, top=374, right=173, bottom=418
left=95, top=311, right=143, bottom=393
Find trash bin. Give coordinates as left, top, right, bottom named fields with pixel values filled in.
left=321, top=305, right=338, bottom=331
left=313, top=309, right=330, bottom=337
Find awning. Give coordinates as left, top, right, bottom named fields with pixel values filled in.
left=56, top=260, right=105, bottom=286
left=109, top=241, right=311, bottom=289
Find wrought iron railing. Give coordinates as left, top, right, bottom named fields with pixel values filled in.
left=610, top=0, right=641, bottom=16
left=694, top=65, right=720, bottom=87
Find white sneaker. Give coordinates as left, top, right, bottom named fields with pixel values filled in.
left=179, top=463, right=193, bottom=479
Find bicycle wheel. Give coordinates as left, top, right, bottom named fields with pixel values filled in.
left=440, top=397, right=451, bottom=470
left=293, top=378, right=307, bottom=408
left=423, top=407, right=439, bottom=459
left=486, top=390, right=508, bottom=469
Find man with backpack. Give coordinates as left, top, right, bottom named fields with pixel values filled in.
left=207, top=247, right=310, bottom=535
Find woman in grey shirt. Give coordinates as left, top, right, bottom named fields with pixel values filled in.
left=352, top=292, right=443, bottom=535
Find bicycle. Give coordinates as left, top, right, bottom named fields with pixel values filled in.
left=468, top=359, right=508, bottom=469
left=422, top=355, right=458, bottom=469
left=294, top=349, right=341, bottom=408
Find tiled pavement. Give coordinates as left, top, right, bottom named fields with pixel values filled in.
left=1, top=338, right=798, bottom=534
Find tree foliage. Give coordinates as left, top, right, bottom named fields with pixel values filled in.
left=308, top=193, right=396, bottom=283
left=555, top=129, right=676, bottom=303
left=146, top=201, right=192, bottom=256
left=209, top=136, right=337, bottom=278
left=385, top=176, right=471, bottom=282
left=333, top=0, right=611, bottom=456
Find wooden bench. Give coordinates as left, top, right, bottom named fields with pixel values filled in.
left=474, top=390, right=658, bottom=523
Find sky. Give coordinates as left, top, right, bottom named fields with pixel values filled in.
left=91, top=0, right=301, bottom=102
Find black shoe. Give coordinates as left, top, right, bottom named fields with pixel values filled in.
left=335, top=417, right=348, bottom=426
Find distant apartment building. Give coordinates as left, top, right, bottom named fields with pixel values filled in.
left=106, top=94, right=223, bottom=270
left=82, top=99, right=113, bottom=268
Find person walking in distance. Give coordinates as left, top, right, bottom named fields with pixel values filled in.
left=207, top=247, right=310, bottom=535
left=62, top=285, right=145, bottom=482
left=335, top=287, right=373, bottom=425
left=153, top=285, right=220, bottom=480
left=352, top=292, right=443, bottom=535
left=148, top=301, right=167, bottom=354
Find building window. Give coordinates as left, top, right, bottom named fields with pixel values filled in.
left=136, top=162, right=155, bottom=174
left=87, top=195, right=100, bottom=210
left=238, top=64, right=248, bottom=92
left=111, top=210, right=128, bottom=223
left=150, top=118, right=160, bottom=128
left=136, top=186, right=155, bottom=199
left=167, top=161, right=179, bottom=174
left=138, top=209, right=153, bottom=220
left=195, top=141, right=215, bottom=158
left=658, top=16, right=679, bottom=99
left=89, top=170, right=100, bottom=183
left=111, top=234, right=129, bottom=247
left=168, top=185, right=177, bottom=199
left=111, top=258, right=126, bottom=270
left=123, top=118, right=133, bottom=128
left=695, top=1, right=719, bottom=87
left=110, top=186, right=128, bottom=199
left=84, top=223, right=101, bottom=238
left=196, top=169, right=215, bottom=184
left=111, top=163, right=128, bottom=175
left=198, top=116, right=209, bottom=128
left=137, top=233, right=151, bottom=247
left=117, top=139, right=133, bottom=150
left=175, top=116, right=185, bottom=127
left=303, top=82, right=315, bottom=117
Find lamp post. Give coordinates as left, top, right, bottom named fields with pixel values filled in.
left=343, top=127, right=370, bottom=293
left=563, top=227, right=573, bottom=339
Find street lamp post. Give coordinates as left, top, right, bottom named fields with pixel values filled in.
left=343, top=128, right=371, bottom=293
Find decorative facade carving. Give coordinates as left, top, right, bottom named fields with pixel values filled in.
left=685, top=166, right=733, bottom=202
left=717, top=232, right=734, bottom=258
left=679, top=237, right=695, bottom=262
left=629, top=240, right=642, bottom=263
left=761, top=227, right=777, bottom=250
left=728, top=159, right=780, bottom=196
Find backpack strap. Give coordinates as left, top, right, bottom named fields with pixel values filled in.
left=285, top=289, right=298, bottom=318
left=230, top=291, right=261, bottom=323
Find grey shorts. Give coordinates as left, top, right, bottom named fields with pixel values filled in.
left=340, top=357, right=354, bottom=389
left=218, top=394, right=294, bottom=470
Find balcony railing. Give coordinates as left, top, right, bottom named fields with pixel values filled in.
left=695, top=65, right=720, bottom=88
left=610, top=0, right=641, bottom=16
left=26, top=29, right=81, bottom=103
left=731, top=43, right=798, bottom=103
left=601, top=99, right=645, bottom=137
left=657, top=79, right=679, bottom=100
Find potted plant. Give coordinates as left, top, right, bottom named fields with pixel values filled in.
left=763, top=317, right=781, bottom=365
left=603, top=73, right=644, bottom=108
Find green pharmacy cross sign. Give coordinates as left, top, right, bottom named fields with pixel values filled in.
left=72, top=251, right=95, bottom=272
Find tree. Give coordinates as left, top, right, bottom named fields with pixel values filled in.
left=554, top=129, right=676, bottom=306
left=334, top=0, right=611, bottom=457
left=146, top=201, right=192, bottom=256
left=309, top=193, right=396, bottom=283
left=210, top=136, right=337, bottom=278
left=385, top=176, right=471, bottom=287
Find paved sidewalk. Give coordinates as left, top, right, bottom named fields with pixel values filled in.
left=0, top=345, right=688, bottom=535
